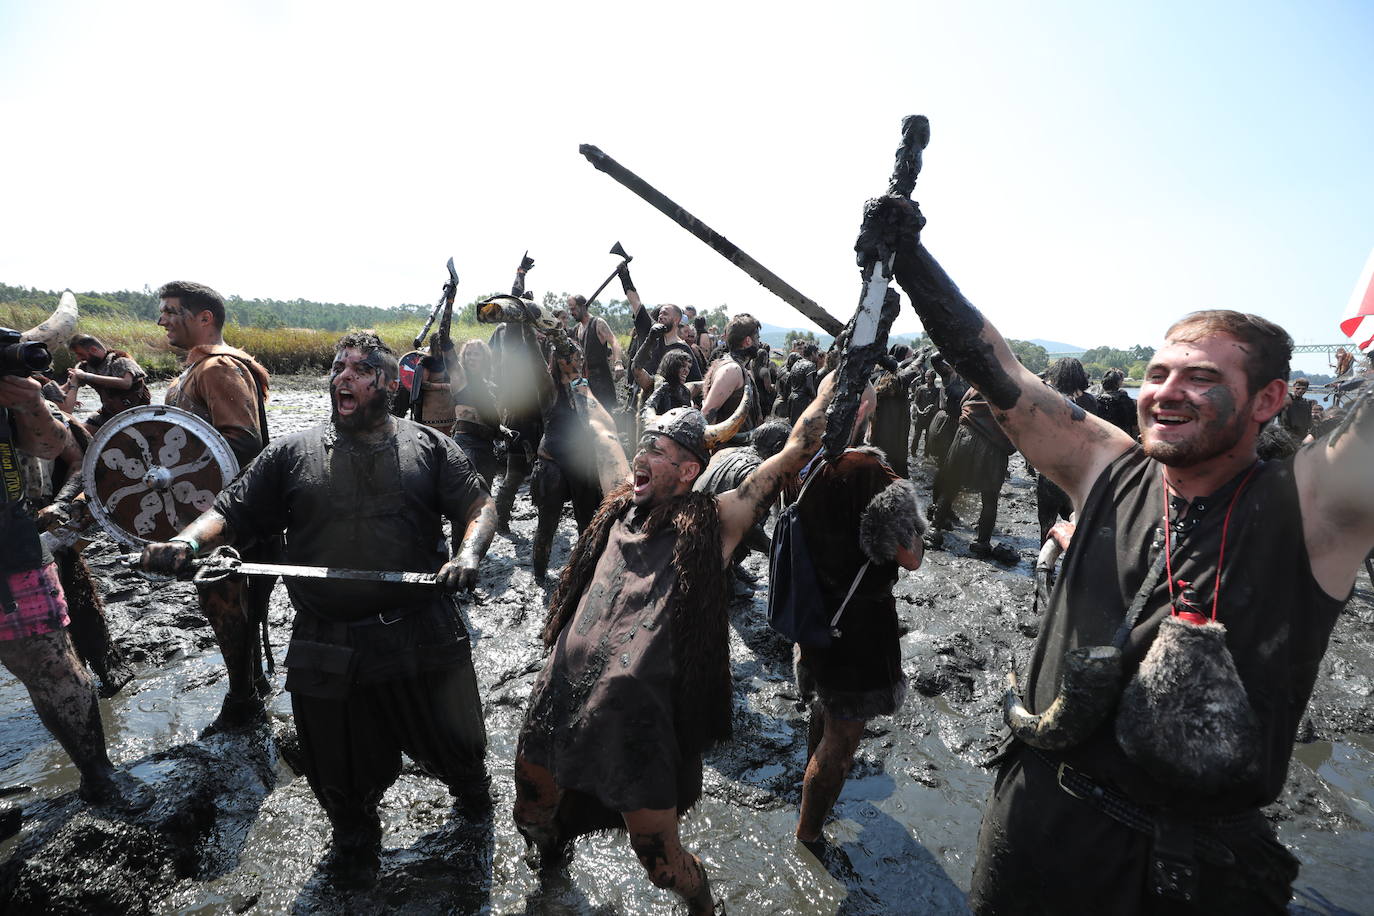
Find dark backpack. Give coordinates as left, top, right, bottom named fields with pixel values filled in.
left=767, top=455, right=869, bottom=648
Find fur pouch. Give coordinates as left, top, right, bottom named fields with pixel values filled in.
left=1114, top=616, right=1260, bottom=793
left=860, top=479, right=927, bottom=563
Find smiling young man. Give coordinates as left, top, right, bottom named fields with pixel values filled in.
left=514, top=373, right=837, bottom=915
left=869, top=189, right=1374, bottom=914
left=142, top=332, right=497, bottom=879
left=156, top=280, right=275, bottom=734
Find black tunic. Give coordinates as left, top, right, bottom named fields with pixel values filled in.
left=1028, top=446, right=1346, bottom=814
left=215, top=420, right=486, bottom=623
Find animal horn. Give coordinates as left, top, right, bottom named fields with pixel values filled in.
left=21, top=290, right=79, bottom=347
left=1002, top=646, right=1123, bottom=751
left=702, top=376, right=754, bottom=451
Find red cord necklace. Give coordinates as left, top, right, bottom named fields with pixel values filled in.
left=1161, top=463, right=1260, bottom=625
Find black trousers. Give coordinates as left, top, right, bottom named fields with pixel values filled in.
left=969, top=748, right=1299, bottom=916
left=291, top=652, right=487, bottom=844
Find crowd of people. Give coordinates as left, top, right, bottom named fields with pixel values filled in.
left=2, top=187, right=1373, bottom=912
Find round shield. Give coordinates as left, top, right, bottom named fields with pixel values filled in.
left=82, top=405, right=239, bottom=549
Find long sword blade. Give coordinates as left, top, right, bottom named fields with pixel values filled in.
left=579, top=144, right=845, bottom=337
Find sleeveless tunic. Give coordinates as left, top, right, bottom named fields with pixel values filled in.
left=1028, top=446, right=1346, bottom=815
left=577, top=318, right=618, bottom=411
left=520, top=512, right=683, bottom=811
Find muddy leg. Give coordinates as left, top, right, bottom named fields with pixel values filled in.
left=0, top=629, right=112, bottom=781
left=198, top=579, right=266, bottom=735
left=494, top=450, right=532, bottom=533
left=0, top=629, right=148, bottom=810
left=530, top=459, right=568, bottom=580
left=975, top=478, right=1002, bottom=547
left=796, top=713, right=865, bottom=843
left=806, top=704, right=826, bottom=763
left=624, top=807, right=714, bottom=916
left=513, top=752, right=567, bottom=864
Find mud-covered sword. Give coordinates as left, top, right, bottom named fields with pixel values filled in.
left=578, top=144, right=844, bottom=337
left=822, top=115, right=930, bottom=458
left=121, top=546, right=443, bottom=587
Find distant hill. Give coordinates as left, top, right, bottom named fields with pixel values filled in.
left=1029, top=338, right=1085, bottom=354
left=758, top=321, right=932, bottom=352
left=758, top=322, right=833, bottom=350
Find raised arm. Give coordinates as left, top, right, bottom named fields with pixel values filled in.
left=573, top=384, right=631, bottom=494
left=1297, top=385, right=1374, bottom=597
left=717, top=373, right=837, bottom=563
left=885, top=198, right=1133, bottom=509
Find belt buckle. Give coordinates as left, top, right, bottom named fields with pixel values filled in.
left=1056, top=762, right=1086, bottom=800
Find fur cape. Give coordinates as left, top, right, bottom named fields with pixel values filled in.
left=543, top=482, right=733, bottom=758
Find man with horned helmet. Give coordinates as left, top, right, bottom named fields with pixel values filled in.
left=869, top=186, right=1374, bottom=913
left=514, top=372, right=832, bottom=914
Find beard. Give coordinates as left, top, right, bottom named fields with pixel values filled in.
left=1140, top=391, right=1250, bottom=467
left=331, top=389, right=391, bottom=433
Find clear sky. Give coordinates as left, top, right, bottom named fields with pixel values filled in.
left=2, top=0, right=1371, bottom=374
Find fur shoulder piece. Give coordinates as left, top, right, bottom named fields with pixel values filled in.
left=860, top=478, right=926, bottom=563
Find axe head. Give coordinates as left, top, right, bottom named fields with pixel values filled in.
left=610, top=241, right=632, bottom=263
left=446, top=257, right=459, bottom=285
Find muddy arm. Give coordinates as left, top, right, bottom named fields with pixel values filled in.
left=885, top=198, right=1133, bottom=509
left=717, top=373, right=837, bottom=564
left=1297, top=383, right=1374, bottom=597
left=573, top=385, right=631, bottom=494
left=444, top=495, right=497, bottom=591
left=0, top=375, right=70, bottom=460
left=139, top=510, right=236, bottom=575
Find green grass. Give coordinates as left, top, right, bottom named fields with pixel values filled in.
left=1, top=303, right=504, bottom=379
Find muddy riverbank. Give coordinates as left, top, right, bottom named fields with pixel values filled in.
left=0, top=377, right=1369, bottom=914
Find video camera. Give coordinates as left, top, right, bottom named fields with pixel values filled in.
left=474, top=295, right=578, bottom=360
left=0, top=328, right=52, bottom=378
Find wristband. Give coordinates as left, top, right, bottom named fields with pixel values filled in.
left=170, top=536, right=200, bottom=555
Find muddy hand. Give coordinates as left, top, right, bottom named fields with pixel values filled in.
left=141, top=541, right=194, bottom=577
left=438, top=558, right=479, bottom=592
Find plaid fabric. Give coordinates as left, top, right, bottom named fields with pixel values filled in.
left=0, top=563, right=69, bottom=642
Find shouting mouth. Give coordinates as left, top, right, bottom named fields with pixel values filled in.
left=335, top=388, right=359, bottom=415
left=633, top=467, right=651, bottom=497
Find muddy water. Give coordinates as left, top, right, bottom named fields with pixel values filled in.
left=0, top=378, right=1370, bottom=914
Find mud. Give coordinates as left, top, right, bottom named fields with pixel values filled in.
left=0, top=376, right=1369, bottom=914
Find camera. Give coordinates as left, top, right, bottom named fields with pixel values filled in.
left=0, top=328, right=51, bottom=378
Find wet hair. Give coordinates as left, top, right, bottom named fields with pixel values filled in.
left=891, top=344, right=912, bottom=362
left=1291, top=377, right=1309, bottom=388
left=785, top=352, right=799, bottom=370
left=658, top=349, right=693, bottom=384
left=333, top=331, right=399, bottom=382
left=801, top=344, right=820, bottom=362
left=1046, top=357, right=1089, bottom=395
left=569, top=294, right=587, bottom=310
left=157, top=280, right=226, bottom=329
left=1165, top=310, right=1293, bottom=396
left=1102, top=368, right=1125, bottom=391
left=724, top=313, right=761, bottom=350
left=67, top=334, right=105, bottom=352
left=751, top=419, right=790, bottom=460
